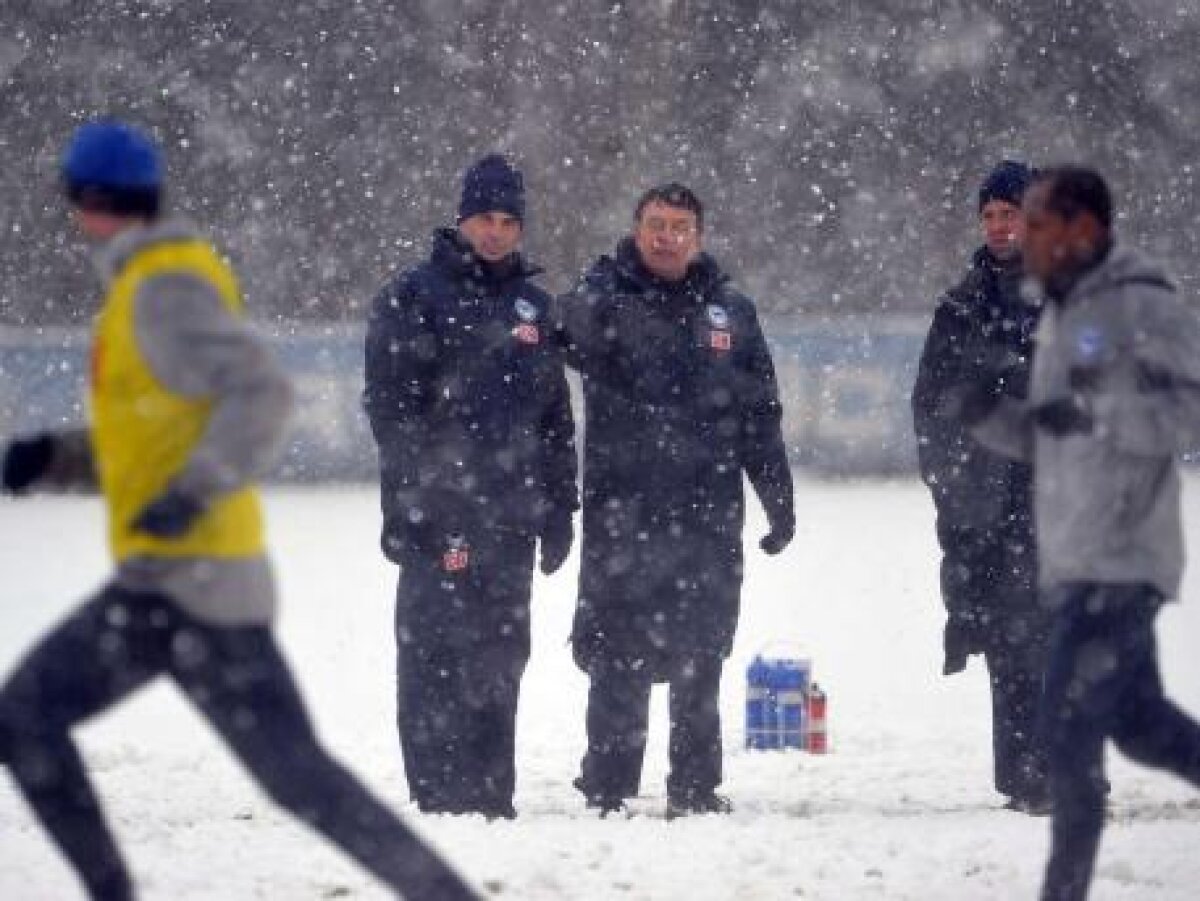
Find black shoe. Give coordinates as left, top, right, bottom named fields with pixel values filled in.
left=416, top=801, right=468, bottom=816
left=481, top=802, right=518, bottom=821
left=574, top=776, right=627, bottom=818
left=666, top=791, right=733, bottom=819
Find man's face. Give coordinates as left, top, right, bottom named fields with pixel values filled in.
left=459, top=210, right=522, bottom=263
left=72, top=207, right=132, bottom=242
left=1021, top=181, right=1099, bottom=286
left=634, top=200, right=701, bottom=282
left=980, top=199, right=1024, bottom=260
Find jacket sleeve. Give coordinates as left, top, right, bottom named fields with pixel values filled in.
left=555, top=279, right=609, bottom=379
left=538, top=354, right=580, bottom=525
left=912, top=301, right=975, bottom=487
left=970, top=397, right=1034, bottom=462
left=132, top=273, right=295, bottom=501
left=739, top=305, right=794, bottom=532
left=362, top=273, right=433, bottom=514
left=1097, top=289, right=1200, bottom=458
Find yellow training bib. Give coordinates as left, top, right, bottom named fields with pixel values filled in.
left=90, top=239, right=265, bottom=562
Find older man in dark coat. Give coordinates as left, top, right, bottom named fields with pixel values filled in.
left=557, top=183, right=794, bottom=817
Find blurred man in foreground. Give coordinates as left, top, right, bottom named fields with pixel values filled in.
left=0, top=120, right=474, bottom=901
left=974, top=167, right=1200, bottom=901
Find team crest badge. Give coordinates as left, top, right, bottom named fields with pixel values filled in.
left=513, top=297, right=541, bottom=344
left=707, top=305, right=732, bottom=351
left=515, top=298, right=539, bottom=321
left=442, top=534, right=471, bottom=573
left=1075, top=326, right=1105, bottom=362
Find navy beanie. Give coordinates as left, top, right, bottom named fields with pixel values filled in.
left=62, top=120, right=163, bottom=218
left=458, top=154, right=525, bottom=223
left=979, top=159, right=1034, bottom=211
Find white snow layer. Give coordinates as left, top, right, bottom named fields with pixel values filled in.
left=2, top=480, right=1199, bottom=900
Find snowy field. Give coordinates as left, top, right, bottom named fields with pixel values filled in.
left=2, top=479, right=1200, bottom=900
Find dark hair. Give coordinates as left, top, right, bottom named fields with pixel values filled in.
left=1032, top=167, right=1113, bottom=230
left=65, top=183, right=161, bottom=220
left=634, top=183, right=704, bottom=231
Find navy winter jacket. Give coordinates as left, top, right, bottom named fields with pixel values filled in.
left=365, top=228, right=578, bottom=562
left=558, top=238, right=792, bottom=675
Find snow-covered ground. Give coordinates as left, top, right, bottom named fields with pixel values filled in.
left=2, top=479, right=1199, bottom=900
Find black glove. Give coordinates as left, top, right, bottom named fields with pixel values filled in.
left=759, top=519, right=794, bottom=556
left=943, top=613, right=984, bottom=676
left=131, top=488, right=206, bottom=539
left=2, top=433, right=57, bottom=494
left=539, top=511, right=574, bottom=576
left=1033, top=395, right=1093, bottom=438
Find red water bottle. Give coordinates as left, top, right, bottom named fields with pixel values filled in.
left=805, top=683, right=828, bottom=754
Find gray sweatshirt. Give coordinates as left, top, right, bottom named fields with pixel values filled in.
left=974, top=242, right=1200, bottom=601
left=52, top=219, right=295, bottom=625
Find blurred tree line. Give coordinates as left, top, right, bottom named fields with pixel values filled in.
left=2, top=0, right=1198, bottom=325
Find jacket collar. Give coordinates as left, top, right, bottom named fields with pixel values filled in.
left=93, top=218, right=201, bottom=282
left=973, top=245, right=1029, bottom=308
left=973, top=245, right=1022, bottom=281
left=609, top=236, right=727, bottom=298
left=429, top=227, right=541, bottom=287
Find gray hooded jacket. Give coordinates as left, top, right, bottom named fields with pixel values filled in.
left=975, top=243, right=1200, bottom=601
left=49, top=219, right=294, bottom=625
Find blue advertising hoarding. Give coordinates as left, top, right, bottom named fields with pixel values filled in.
left=0, top=317, right=928, bottom=480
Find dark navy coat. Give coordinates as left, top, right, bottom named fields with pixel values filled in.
left=364, top=228, right=578, bottom=562
left=911, top=247, right=1041, bottom=649
left=558, top=239, right=793, bottom=678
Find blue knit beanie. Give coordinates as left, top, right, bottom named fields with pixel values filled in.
left=458, top=154, right=525, bottom=223
left=979, top=159, right=1034, bottom=211
left=62, top=120, right=163, bottom=217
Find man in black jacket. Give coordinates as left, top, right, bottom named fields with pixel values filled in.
left=558, top=184, right=794, bottom=817
left=363, top=154, right=578, bottom=819
left=911, top=160, right=1049, bottom=813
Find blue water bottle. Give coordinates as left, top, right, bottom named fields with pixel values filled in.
left=776, top=659, right=811, bottom=750
left=745, top=656, right=779, bottom=749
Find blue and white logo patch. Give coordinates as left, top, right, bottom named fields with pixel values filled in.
left=1075, top=326, right=1106, bottom=362
left=706, top=304, right=729, bottom=329
left=514, top=298, right=539, bottom=323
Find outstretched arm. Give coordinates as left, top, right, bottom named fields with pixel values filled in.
left=740, top=307, right=794, bottom=552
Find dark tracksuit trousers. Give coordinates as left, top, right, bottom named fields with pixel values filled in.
left=580, top=655, right=723, bottom=804
left=939, top=519, right=1049, bottom=805
left=1040, top=582, right=1200, bottom=901
left=395, top=531, right=535, bottom=816
left=984, top=627, right=1049, bottom=803
left=0, top=584, right=474, bottom=901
